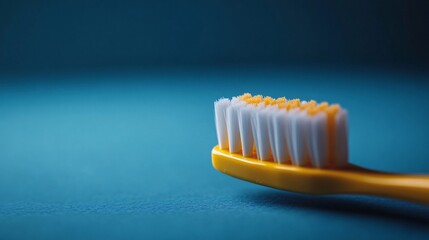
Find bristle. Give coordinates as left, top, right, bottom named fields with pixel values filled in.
left=239, top=93, right=252, bottom=101
left=268, top=108, right=289, bottom=163
left=214, top=98, right=230, bottom=149
left=226, top=98, right=245, bottom=153
left=267, top=107, right=278, bottom=161
left=307, top=112, right=328, bottom=168
left=286, top=108, right=310, bottom=166
left=238, top=105, right=254, bottom=157
left=335, top=109, right=348, bottom=166
left=252, top=103, right=272, bottom=160
left=214, top=94, right=349, bottom=168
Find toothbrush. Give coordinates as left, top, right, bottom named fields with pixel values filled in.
left=212, top=93, right=429, bottom=205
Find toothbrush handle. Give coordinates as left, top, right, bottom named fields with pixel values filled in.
left=350, top=172, right=429, bottom=205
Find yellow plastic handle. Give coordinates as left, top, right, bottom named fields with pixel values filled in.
left=212, top=146, right=429, bottom=205
left=338, top=169, right=429, bottom=205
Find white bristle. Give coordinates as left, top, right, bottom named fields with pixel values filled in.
left=238, top=105, right=255, bottom=157
left=213, top=94, right=349, bottom=169
left=268, top=109, right=290, bottom=163
left=335, top=109, right=348, bottom=166
left=226, top=98, right=245, bottom=153
left=286, top=109, right=310, bottom=166
left=214, top=98, right=230, bottom=149
left=252, top=104, right=272, bottom=161
left=267, top=108, right=278, bottom=162
left=307, top=112, right=328, bottom=168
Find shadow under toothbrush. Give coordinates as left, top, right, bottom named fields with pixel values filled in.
left=241, top=190, right=429, bottom=228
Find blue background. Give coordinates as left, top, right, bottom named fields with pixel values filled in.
left=1, top=1, right=429, bottom=239
left=1, top=70, right=429, bottom=239
left=1, top=0, right=428, bottom=73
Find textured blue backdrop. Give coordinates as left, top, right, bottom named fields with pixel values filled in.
left=0, top=69, right=429, bottom=239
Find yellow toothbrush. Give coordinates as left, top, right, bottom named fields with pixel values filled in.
left=212, top=93, right=429, bottom=205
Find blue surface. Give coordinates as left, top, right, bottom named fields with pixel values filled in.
left=0, top=69, right=429, bottom=239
